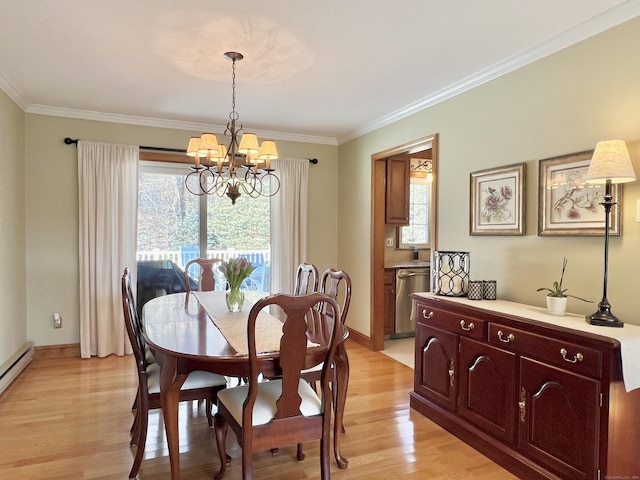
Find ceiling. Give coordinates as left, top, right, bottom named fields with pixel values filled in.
left=1, top=1, right=639, bottom=145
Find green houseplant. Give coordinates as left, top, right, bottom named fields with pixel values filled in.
left=537, top=257, right=591, bottom=315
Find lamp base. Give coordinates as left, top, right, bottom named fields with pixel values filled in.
left=586, top=303, right=624, bottom=328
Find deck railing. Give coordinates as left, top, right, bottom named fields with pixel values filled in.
left=136, top=248, right=270, bottom=268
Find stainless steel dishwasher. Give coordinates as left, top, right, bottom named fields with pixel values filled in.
left=393, top=267, right=430, bottom=337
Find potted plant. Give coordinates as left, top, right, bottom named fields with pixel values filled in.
left=537, top=257, right=591, bottom=316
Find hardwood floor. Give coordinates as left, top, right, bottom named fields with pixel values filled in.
left=0, top=340, right=516, bottom=479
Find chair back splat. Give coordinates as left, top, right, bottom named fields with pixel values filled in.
left=293, top=262, right=319, bottom=295
left=213, top=293, right=341, bottom=480
left=184, top=258, right=224, bottom=304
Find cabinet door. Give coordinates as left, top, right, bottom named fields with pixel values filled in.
left=519, top=357, right=600, bottom=480
left=415, top=323, right=457, bottom=410
left=383, top=270, right=395, bottom=335
left=458, top=337, right=517, bottom=443
left=385, top=155, right=410, bottom=225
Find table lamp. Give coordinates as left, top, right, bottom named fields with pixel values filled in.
left=584, top=140, right=636, bottom=327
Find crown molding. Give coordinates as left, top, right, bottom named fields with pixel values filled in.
left=25, top=104, right=338, bottom=146
left=339, top=1, right=640, bottom=144
left=0, top=71, right=27, bottom=110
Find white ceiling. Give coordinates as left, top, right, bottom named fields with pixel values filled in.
left=1, top=0, right=639, bottom=145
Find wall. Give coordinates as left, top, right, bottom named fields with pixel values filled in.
left=0, top=89, right=26, bottom=366
left=24, top=115, right=339, bottom=347
left=339, top=16, right=640, bottom=337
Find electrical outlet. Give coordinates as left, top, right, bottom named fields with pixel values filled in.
left=53, top=313, right=62, bottom=329
left=386, top=237, right=394, bottom=247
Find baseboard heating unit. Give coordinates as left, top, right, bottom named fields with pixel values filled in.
left=0, top=342, right=35, bottom=396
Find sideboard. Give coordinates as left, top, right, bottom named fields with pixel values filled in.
left=410, top=292, right=640, bottom=480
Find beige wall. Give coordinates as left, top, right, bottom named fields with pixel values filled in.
left=8, top=16, right=640, bottom=353
left=0, top=89, right=26, bottom=366
left=339, top=16, right=640, bottom=337
left=24, top=115, right=338, bottom=347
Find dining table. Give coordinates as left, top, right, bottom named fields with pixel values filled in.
left=142, top=290, right=349, bottom=480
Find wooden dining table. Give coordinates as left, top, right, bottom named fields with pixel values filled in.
left=142, top=291, right=349, bottom=479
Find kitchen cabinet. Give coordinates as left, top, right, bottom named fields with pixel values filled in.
left=385, top=155, right=410, bottom=225
left=410, top=293, right=640, bottom=480
left=383, top=269, right=395, bottom=335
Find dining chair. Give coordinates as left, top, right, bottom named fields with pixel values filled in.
left=298, top=268, right=352, bottom=458
left=293, top=262, right=319, bottom=295
left=121, top=268, right=228, bottom=479
left=184, top=258, right=224, bottom=304
left=213, top=293, right=341, bottom=480
left=301, top=269, right=352, bottom=387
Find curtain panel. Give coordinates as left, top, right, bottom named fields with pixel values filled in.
left=78, top=141, right=139, bottom=358
left=269, top=158, right=309, bottom=295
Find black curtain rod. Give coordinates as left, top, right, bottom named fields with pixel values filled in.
left=64, top=137, right=319, bottom=164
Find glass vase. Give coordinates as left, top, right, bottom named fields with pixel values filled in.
left=225, top=287, right=245, bottom=313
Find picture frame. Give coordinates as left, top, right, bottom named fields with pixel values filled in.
left=538, top=150, right=621, bottom=236
left=470, top=163, right=525, bottom=236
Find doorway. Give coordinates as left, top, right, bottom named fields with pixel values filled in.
left=370, top=134, right=439, bottom=351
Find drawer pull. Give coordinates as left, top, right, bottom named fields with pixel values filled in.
left=497, top=330, right=515, bottom=343
left=459, top=320, right=475, bottom=331
left=560, top=348, right=584, bottom=364
left=448, top=359, right=455, bottom=387
left=518, top=387, right=526, bottom=423
left=422, top=310, right=434, bottom=319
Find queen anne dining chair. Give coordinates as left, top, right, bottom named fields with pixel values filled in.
left=301, top=269, right=352, bottom=386
left=213, top=293, right=341, bottom=480
left=297, top=268, right=352, bottom=460
left=121, top=268, right=228, bottom=479
left=184, top=258, right=224, bottom=304
left=293, top=262, right=319, bottom=295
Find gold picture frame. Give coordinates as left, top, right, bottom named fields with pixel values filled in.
left=538, top=150, right=622, bottom=236
left=470, top=163, right=525, bottom=236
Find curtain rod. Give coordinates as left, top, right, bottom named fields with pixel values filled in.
left=64, top=137, right=319, bottom=164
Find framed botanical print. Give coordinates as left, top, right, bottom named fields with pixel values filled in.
left=538, top=150, right=621, bottom=236
left=470, top=163, right=525, bottom=236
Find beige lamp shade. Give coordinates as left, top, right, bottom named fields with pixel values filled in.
left=238, top=132, right=260, bottom=155
left=197, top=133, right=220, bottom=155
left=186, top=136, right=201, bottom=157
left=585, top=140, right=636, bottom=184
left=258, top=140, right=279, bottom=160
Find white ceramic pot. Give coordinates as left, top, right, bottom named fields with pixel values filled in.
left=546, top=296, right=567, bottom=316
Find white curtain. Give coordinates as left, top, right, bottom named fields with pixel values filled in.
left=78, top=141, right=139, bottom=358
left=270, top=158, right=309, bottom=294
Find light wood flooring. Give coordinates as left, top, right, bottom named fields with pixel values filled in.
left=0, top=340, right=517, bottom=479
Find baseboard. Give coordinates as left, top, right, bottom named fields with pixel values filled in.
left=34, top=343, right=81, bottom=361
left=0, top=342, right=35, bottom=396
left=346, top=329, right=372, bottom=349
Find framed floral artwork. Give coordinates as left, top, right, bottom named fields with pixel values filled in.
left=470, top=163, right=525, bottom=235
left=538, top=150, right=621, bottom=236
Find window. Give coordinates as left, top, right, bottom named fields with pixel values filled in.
left=398, top=175, right=431, bottom=249
left=136, top=161, right=271, bottom=294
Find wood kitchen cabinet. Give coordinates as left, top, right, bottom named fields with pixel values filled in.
left=383, top=269, right=395, bottom=335
left=411, top=293, right=640, bottom=480
left=385, top=155, right=410, bottom=225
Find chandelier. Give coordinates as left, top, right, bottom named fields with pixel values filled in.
left=185, top=52, right=280, bottom=204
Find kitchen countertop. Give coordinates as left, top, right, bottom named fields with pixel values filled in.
left=385, top=261, right=430, bottom=269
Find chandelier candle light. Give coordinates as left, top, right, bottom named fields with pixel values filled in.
left=584, top=139, right=636, bottom=327
left=185, top=52, right=280, bottom=204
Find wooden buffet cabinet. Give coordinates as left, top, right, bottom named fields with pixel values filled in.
left=410, top=293, right=640, bottom=480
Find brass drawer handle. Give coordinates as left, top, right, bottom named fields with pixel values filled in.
left=422, top=310, right=434, bottom=319
left=497, top=330, right=515, bottom=343
left=459, top=320, right=475, bottom=331
left=560, top=348, right=584, bottom=364
left=518, top=387, right=526, bottom=423
left=448, top=359, right=455, bottom=387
